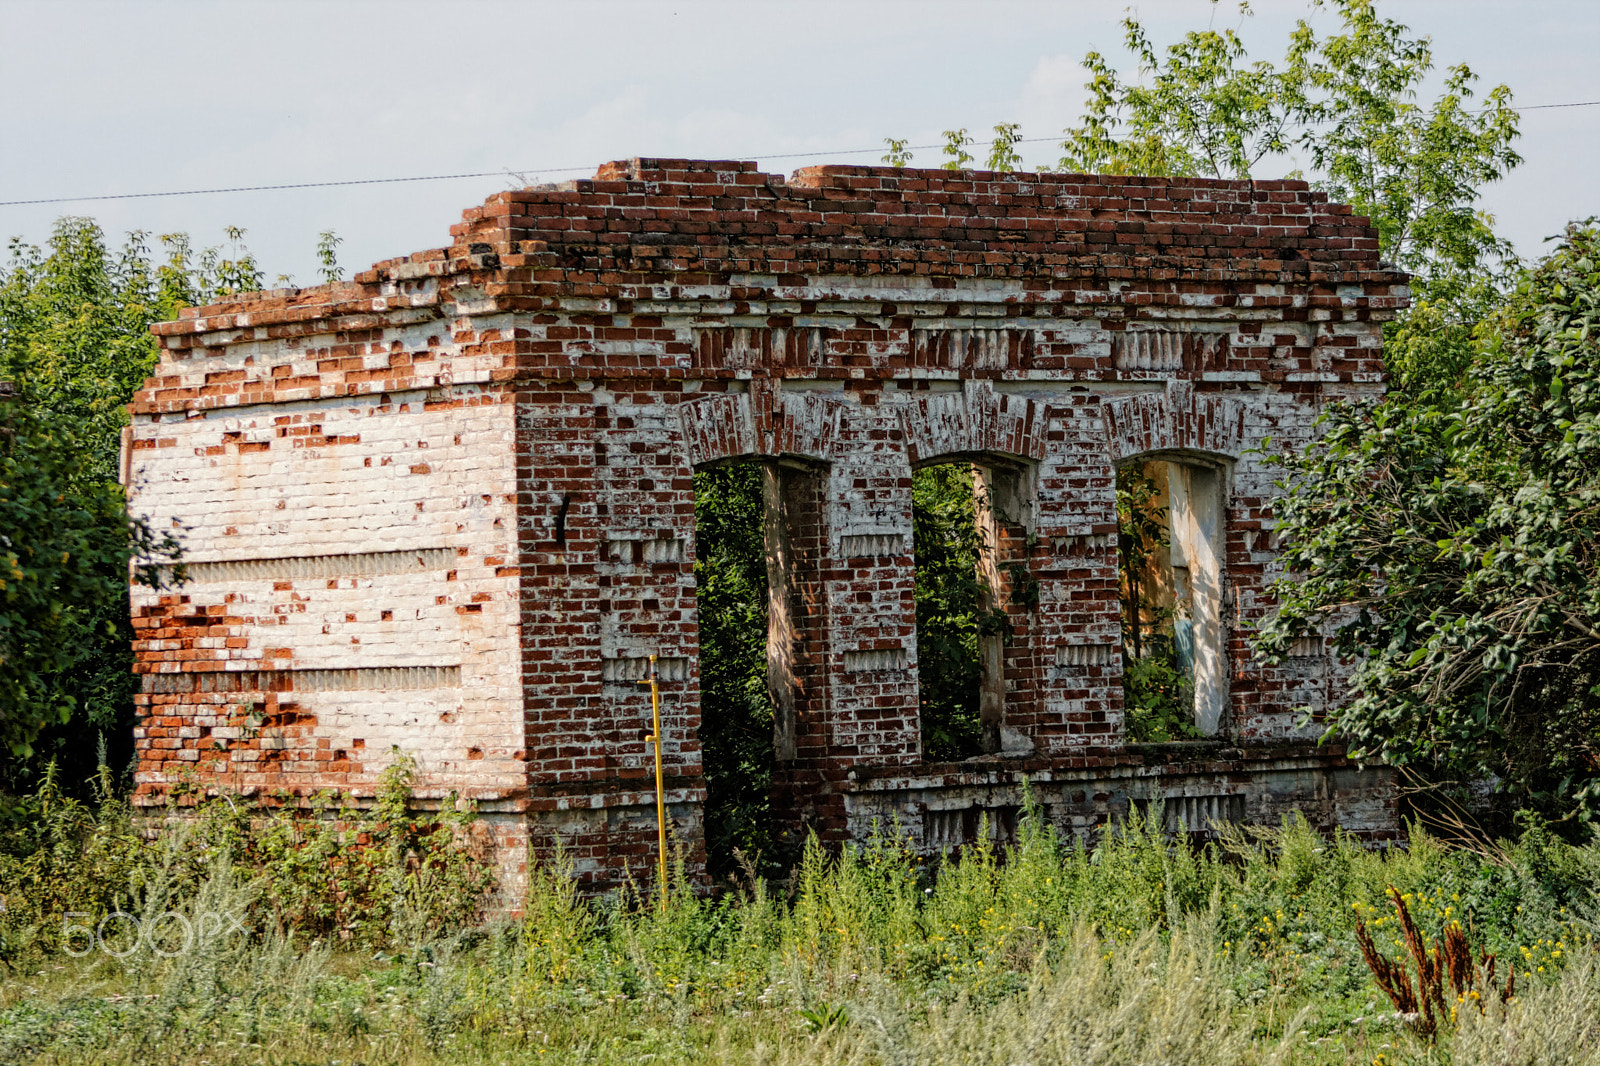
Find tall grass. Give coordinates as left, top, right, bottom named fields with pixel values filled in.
left=2, top=789, right=1598, bottom=1064
left=780, top=923, right=1299, bottom=1066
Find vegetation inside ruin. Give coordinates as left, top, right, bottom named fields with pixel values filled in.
left=4, top=779, right=1600, bottom=1065
left=692, top=460, right=1003, bottom=876
left=692, top=462, right=776, bottom=880
left=1117, top=463, right=1203, bottom=745
left=912, top=463, right=1004, bottom=763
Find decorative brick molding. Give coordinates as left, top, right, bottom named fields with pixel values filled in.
left=693, top=326, right=828, bottom=371
left=172, top=547, right=455, bottom=583
left=1287, top=635, right=1326, bottom=658
left=677, top=385, right=844, bottom=467
left=677, top=394, right=758, bottom=467
left=1111, top=329, right=1229, bottom=373
left=838, top=532, right=904, bottom=558
left=1052, top=533, right=1118, bottom=556
left=843, top=647, right=909, bottom=673
left=898, top=380, right=1052, bottom=465
left=604, top=537, right=687, bottom=565
left=1145, top=793, right=1248, bottom=835
left=910, top=328, right=1035, bottom=371
left=145, top=666, right=460, bottom=693
left=1055, top=644, right=1119, bottom=667
left=599, top=656, right=691, bottom=683
left=1101, top=380, right=1247, bottom=463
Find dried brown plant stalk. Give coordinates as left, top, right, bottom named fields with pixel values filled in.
left=1354, top=885, right=1515, bottom=1039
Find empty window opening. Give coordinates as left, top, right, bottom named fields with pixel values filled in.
left=913, top=462, right=1008, bottom=761
left=1117, top=459, right=1226, bottom=740
left=692, top=461, right=774, bottom=878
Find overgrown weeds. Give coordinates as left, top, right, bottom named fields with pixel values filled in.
left=0, top=750, right=494, bottom=962
left=2, top=788, right=1599, bottom=1064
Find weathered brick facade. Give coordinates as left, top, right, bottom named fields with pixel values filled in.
left=126, top=159, right=1406, bottom=899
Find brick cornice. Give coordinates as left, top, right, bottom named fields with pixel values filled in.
left=147, top=158, right=1408, bottom=347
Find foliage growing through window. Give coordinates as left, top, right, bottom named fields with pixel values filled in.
left=691, top=464, right=773, bottom=877
left=1117, top=465, right=1198, bottom=743
left=913, top=464, right=1006, bottom=761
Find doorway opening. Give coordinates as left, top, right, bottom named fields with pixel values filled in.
left=912, top=462, right=1007, bottom=761
left=1117, top=457, right=1226, bottom=741
left=692, top=461, right=773, bottom=878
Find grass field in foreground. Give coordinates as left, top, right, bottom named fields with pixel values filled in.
left=3, top=796, right=1598, bottom=1065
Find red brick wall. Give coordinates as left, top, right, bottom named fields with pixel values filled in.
left=127, top=159, right=1407, bottom=898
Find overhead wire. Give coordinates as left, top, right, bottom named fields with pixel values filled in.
left=1, top=99, right=1595, bottom=209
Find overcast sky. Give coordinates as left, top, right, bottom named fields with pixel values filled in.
left=2, top=0, right=1595, bottom=284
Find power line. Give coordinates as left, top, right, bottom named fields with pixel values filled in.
left=2, top=99, right=1595, bottom=209
left=0, top=167, right=598, bottom=208
left=1520, top=99, right=1600, bottom=110
left=0, top=142, right=961, bottom=208
left=0, top=144, right=937, bottom=208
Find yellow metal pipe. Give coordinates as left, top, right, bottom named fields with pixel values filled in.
left=638, top=654, right=668, bottom=910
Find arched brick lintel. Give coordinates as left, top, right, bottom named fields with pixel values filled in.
left=897, top=381, right=1051, bottom=467
left=1101, top=381, right=1246, bottom=465
left=676, top=385, right=843, bottom=468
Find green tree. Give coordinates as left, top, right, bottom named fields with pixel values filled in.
left=0, top=390, right=176, bottom=762
left=881, top=138, right=914, bottom=168
left=316, top=229, right=344, bottom=284
left=2, top=224, right=170, bottom=478
left=1, top=219, right=265, bottom=478
left=1285, top=0, right=1520, bottom=395
left=961, top=1, right=1520, bottom=397
left=1287, top=3, right=1520, bottom=285
left=1257, top=224, right=1600, bottom=822
left=0, top=218, right=259, bottom=790
left=985, top=122, right=1024, bottom=173
left=1059, top=7, right=1298, bottom=180
left=1057, top=0, right=1520, bottom=325
left=941, top=129, right=975, bottom=171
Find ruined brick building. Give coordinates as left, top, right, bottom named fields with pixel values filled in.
left=125, top=159, right=1406, bottom=898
